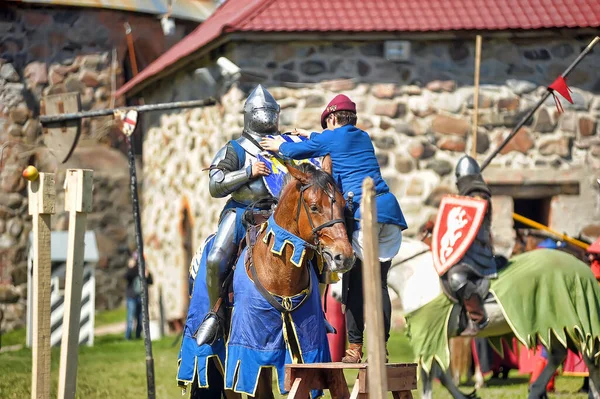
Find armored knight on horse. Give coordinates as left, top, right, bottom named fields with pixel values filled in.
left=195, top=84, right=280, bottom=346
left=425, top=155, right=499, bottom=334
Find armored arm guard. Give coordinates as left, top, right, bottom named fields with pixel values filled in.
left=208, top=143, right=253, bottom=198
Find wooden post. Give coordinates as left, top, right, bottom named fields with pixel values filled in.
left=58, top=169, right=93, bottom=399
left=28, top=172, right=56, bottom=399
left=471, top=35, right=482, bottom=158
left=360, top=177, right=388, bottom=396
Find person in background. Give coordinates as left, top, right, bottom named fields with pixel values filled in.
left=124, top=250, right=153, bottom=340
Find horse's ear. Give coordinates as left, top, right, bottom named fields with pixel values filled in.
left=286, top=162, right=310, bottom=185
left=322, top=154, right=332, bottom=176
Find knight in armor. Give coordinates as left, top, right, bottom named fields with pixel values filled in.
left=442, top=155, right=497, bottom=333
left=194, top=84, right=280, bottom=346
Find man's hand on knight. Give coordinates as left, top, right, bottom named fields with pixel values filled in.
left=251, top=161, right=271, bottom=177
left=260, top=136, right=285, bottom=152
left=291, top=128, right=311, bottom=138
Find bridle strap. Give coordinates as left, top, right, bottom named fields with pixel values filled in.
left=295, top=183, right=345, bottom=247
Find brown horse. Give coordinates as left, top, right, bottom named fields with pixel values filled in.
left=193, top=158, right=355, bottom=399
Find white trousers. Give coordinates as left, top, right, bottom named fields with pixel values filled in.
left=352, top=223, right=403, bottom=262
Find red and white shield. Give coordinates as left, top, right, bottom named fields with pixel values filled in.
left=431, top=195, right=488, bottom=276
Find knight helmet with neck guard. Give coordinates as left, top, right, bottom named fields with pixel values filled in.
left=243, top=84, right=281, bottom=140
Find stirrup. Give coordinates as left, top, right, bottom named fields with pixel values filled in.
left=194, top=312, right=222, bottom=347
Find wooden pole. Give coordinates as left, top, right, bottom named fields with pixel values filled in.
left=512, top=213, right=589, bottom=250
left=360, top=177, right=388, bottom=396
left=471, top=35, right=482, bottom=158
left=28, top=172, right=56, bottom=399
left=58, top=169, right=93, bottom=399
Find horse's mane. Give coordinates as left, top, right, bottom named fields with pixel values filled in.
left=281, top=163, right=339, bottom=198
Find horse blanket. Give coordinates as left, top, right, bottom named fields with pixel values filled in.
left=405, top=249, right=600, bottom=374
left=177, top=234, right=227, bottom=389
left=224, top=218, right=330, bottom=397
left=178, top=218, right=330, bottom=397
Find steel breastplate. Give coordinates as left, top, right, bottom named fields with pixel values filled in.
left=230, top=138, right=272, bottom=205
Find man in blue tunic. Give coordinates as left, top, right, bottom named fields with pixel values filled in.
left=260, top=94, right=408, bottom=363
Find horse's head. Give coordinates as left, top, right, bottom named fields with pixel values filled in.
left=278, top=157, right=355, bottom=273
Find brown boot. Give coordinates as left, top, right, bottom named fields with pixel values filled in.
left=342, top=343, right=363, bottom=363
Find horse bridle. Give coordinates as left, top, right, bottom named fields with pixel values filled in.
left=295, top=183, right=345, bottom=251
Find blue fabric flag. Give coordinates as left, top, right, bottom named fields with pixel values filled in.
left=263, top=215, right=313, bottom=267
left=258, top=134, right=322, bottom=197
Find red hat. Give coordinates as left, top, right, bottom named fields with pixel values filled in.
left=320, top=94, right=356, bottom=129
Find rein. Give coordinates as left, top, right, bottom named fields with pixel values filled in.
left=296, top=183, right=345, bottom=253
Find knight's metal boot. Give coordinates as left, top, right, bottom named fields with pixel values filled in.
left=194, top=312, right=222, bottom=347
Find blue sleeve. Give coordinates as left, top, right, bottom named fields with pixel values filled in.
left=279, top=133, right=329, bottom=159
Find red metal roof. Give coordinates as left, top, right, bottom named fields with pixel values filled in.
left=116, top=0, right=600, bottom=97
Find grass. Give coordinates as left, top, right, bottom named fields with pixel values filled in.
left=0, top=328, right=589, bottom=398
left=94, top=306, right=127, bottom=327
left=0, top=307, right=127, bottom=348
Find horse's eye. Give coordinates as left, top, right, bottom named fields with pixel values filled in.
left=310, top=205, right=319, bottom=212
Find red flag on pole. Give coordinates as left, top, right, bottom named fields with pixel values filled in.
left=548, top=76, right=573, bottom=113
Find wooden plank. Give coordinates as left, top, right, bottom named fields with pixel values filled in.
left=287, top=378, right=310, bottom=399
left=57, top=169, right=94, bottom=399
left=29, top=173, right=55, bottom=399
left=326, top=369, right=350, bottom=399
left=285, top=368, right=328, bottom=391
left=360, top=177, right=388, bottom=397
left=41, top=93, right=82, bottom=163
left=358, top=366, right=418, bottom=393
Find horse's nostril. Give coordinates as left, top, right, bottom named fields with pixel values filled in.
left=334, top=254, right=343, bottom=263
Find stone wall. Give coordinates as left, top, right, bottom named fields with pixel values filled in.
left=141, top=35, right=600, bottom=326
left=0, top=5, right=193, bottom=332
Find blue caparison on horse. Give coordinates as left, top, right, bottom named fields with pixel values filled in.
left=178, top=160, right=354, bottom=398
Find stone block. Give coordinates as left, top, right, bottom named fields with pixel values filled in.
left=543, top=89, right=591, bottom=111
left=372, top=83, right=396, bottom=99
left=559, top=111, right=577, bottom=134
left=427, top=159, right=453, bottom=176
left=320, top=79, right=356, bottom=92
left=497, top=127, right=534, bottom=155
left=467, top=94, right=493, bottom=109
left=373, top=100, right=399, bottom=118
left=401, top=85, right=422, bottom=96
left=300, top=60, right=326, bottom=76
left=0, top=284, right=20, bottom=304
left=426, top=80, right=456, bottom=93
left=395, top=156, right=414, bottom=173
left=424, top=185, right=454, bottom=207
left=80, top=69, right=100, bottom=87
left=434, top=90, right=470, bottom=113
left=0, top=63, right=19, bottom=82
left=407, top=141, right=435, bottom=160
left=9, top=103, right=29, bottom=124
left=475, top=131, right=490, bottom=154
left=431, top=114, right=470, bottom=137
left=305, top=94, right=325, bottom=107
left=497, top=97, right=520, bottom=111
left=506, top=79, right=537, bottom=95
left=539, top=137, right=571, bottom=158
left=578, top=117, right=597, bottom=137
left=24, top=61, right=47, bottom=86
left=376, top=152, right=389, bottom=167
left=373, top=135, right=396, bottom=150
left=297, top=108, right=322, bottom=129
left=532, top=108, right=556, bottom=133
left=437, top=136, right=466, bottom=152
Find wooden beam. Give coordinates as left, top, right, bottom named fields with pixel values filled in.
left=360, top=177, right=388, bottom=396
left=58, top=169, right=94, bottom=399
left=471, top=35, right=482, bottom=158
left=28, top=172, right=56, bottom=399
